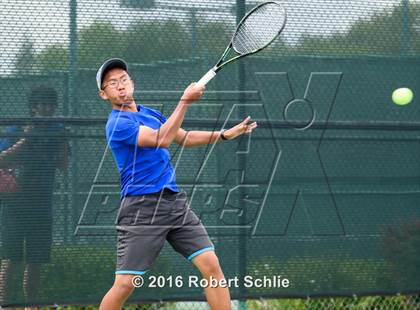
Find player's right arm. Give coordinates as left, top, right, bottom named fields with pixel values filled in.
left=137, top=83, right=204, bottom=148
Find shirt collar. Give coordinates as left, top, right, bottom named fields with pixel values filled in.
left=112, top=104, right=141, bottom=113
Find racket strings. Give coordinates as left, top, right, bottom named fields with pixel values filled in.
left=233, top=3, right=286, bottom=55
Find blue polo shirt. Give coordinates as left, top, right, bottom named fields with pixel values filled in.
left=105, top=104, right=179, bottom=197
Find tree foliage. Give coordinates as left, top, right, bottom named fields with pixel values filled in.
left=291, top=2, right=420, bottom=56
left=37, top=44, right=69, bottom=71
left=14, top=38, right=35, bottom=74
left=77, top=21, right=129, bottom=68
left=13, top=2, right=420, bottom=74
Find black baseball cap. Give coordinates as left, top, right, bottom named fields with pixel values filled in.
left=96, top=58, right=128, bottom=90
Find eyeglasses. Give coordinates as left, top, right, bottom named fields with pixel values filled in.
left=102, top=75, right=132, bottom=89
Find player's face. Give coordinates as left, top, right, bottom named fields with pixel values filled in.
left=99, top=68, right=134, bottom=105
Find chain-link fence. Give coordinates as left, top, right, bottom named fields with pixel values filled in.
left=29, top=294, right=420, bottom=309
left=1, top=0, right=420, bottom=308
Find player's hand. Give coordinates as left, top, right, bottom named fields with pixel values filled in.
left=223, top=116, right=257, bottom=140
left=181, top=83, right=205, bottom=104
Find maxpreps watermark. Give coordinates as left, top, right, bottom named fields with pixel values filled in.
left=132, top=275, right=290, bottom=289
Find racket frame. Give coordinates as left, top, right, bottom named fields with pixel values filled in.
left=197, top=1, right=286, bottom=86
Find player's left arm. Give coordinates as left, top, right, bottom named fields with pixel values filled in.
left=174, top=128, right=220, bottom=147
left=174, top=116, right=257, bottom=147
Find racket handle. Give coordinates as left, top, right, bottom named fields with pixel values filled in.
left=197, top=68, right=217, bottom=86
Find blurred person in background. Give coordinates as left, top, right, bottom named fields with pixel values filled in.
left=0, top=86, right=69, bottom=309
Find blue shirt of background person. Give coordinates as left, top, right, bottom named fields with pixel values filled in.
left=0, top=126, right=20, bottom=152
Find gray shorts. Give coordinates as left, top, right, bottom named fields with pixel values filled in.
left=115, top=189, right=214, bottom=275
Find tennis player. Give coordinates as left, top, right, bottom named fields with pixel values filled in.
left=97, top=58, right=256, bottom=310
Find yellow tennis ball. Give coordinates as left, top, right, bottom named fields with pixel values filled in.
left=392, top=88, right=413, bottom=106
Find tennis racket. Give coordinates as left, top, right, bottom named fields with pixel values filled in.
left=197, top=1, right=287, bottom=86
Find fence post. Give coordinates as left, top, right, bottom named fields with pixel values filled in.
left=402, top=0, right=411, bottom=55
left=68, top=0, right=77, bottom=243
left=236, top=1, right=247, bottom=310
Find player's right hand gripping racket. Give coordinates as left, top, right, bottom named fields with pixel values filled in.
left=197, top=1, right=286, bottom=86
